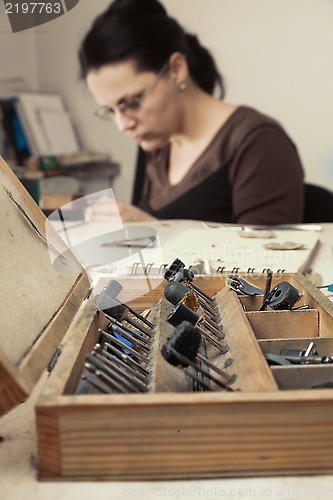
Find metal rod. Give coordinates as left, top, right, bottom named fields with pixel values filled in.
left=122, top=312, right=152, bottom=334
left=104, top=311, right=152, bottom=336
left=103, top=342, right=150, bottom=376
left=196, top=294, right=218, bottom=317
left=105, top=315, right=151, bottom=340
left=202, top=315, right=224, bottom=337
left=197, top=326, right=228, bottom=354
left=120, top=326, right=152, bottom=345
left=259, top=270, right=273, bottom=311
left=86, top=353, right=142, bottom=393
left=107, top=323, right=151, bottom=353
left=196, top=353, right=235, bottom=384
left=85, top=363, right=126, bottom=393
left=98, top=329, right=149, bottom=363
left=187, top=282, right=215, bottom=304
left=169, top=347, right=234, bottom=392
left=124, top=302, right=154, bottom=329
left=94, top=344, right=149, bottom=384
left=183, top=367, right=213, bottom=391
left=96, top=369, right=128, bottom=393
left=81, top=374, right=112, bottom=394
left=92, top=349, right=148, bottom=392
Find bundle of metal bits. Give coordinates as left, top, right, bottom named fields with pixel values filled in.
left=78, top=323, right=152, bottom=394
left=161, top=321, right=235, bottom=391
left=75, top=297, right=154, bottom=394
left=83, top=341, right=151, bottom=394
left=164, top=258, right=218, bottom=309
left=94, top=278, right=154, bottom=331
left=166, top=304, right=236, bottom=386
left=164, top=279, right=224, bottom=343
left=162, top=261, right=237, bottom=391
left=166, top=302, right=227, bottom=354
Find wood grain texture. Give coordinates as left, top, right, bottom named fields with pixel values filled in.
left=36, top=391, right=333, bottom=480
left=20, top=274, right=90, bottom=388
left=0, top=156, right=89, bottom=414
left=259, top=336, right=333, bottom=355
left=36, top=408, right=62, bottom=478
left=0, top=358, right=28, bottom=416
left=293, top=273, right=333, bottom=337
left=0, top=158, right=86, bottom=366
left=41, top=295, right=105, bottom=398
left=148, top=299, right=194, bottom=393
left=272, top=365, right=333, bottom=390
left=246, top=309, right=319, bottom=340
left=214, top=287, right=278, bottom=391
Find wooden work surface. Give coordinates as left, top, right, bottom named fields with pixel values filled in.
left=1, top=219, right=333, bottom=499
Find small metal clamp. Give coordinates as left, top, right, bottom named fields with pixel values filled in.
left=225, top=275, right=264, bottom=296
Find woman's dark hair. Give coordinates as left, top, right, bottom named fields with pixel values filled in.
left=79, top=0, right=225, bottom=98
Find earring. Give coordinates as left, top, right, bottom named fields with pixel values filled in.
left=179, top=81, right=187, bottom=91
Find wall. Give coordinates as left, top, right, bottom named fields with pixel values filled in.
left=1, top=0, right=332, bottom=202
left=0, top=8, right=38, bottom=89
left=165, top=0, right=333, bottom=191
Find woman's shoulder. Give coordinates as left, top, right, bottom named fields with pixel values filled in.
left=218, top=105, right=287, bottom=152
left=227, top=105, right=283, bottom=134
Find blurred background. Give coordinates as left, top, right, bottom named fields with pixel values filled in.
left=0, top=0, right=332, bottom=209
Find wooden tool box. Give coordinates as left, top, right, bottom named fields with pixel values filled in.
left=1, top=156, right=333, bottom=481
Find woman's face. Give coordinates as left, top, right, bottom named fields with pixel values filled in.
left=86, top=59, right=184, bottom=151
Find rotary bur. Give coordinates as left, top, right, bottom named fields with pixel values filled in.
left=161, top=321, right=235, bottom=391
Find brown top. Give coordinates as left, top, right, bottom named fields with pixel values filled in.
left=140, top=106, right=304, bottom=224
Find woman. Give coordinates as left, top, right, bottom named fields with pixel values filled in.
left=79, top=0, right=304, bottom=225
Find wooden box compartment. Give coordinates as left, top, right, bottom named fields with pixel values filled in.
left=35, top=273, right=333, bottom=481
left=258, top=336, right=333, bottom=390
left=2, top=156, right=333, bottom=481
left=241, top=281, right=333, bottom=391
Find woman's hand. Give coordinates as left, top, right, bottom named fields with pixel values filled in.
left=116, top=201, right=158, bottom=222
left=85, top=196, right=157, bottom=223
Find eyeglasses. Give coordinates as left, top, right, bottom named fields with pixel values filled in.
left=95, top=61, right=169, bottom=121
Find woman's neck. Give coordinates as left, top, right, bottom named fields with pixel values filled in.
left=168, top=88, right=237, bottom=185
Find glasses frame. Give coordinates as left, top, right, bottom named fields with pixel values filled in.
left=94, top=61, right=170, bottom=121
